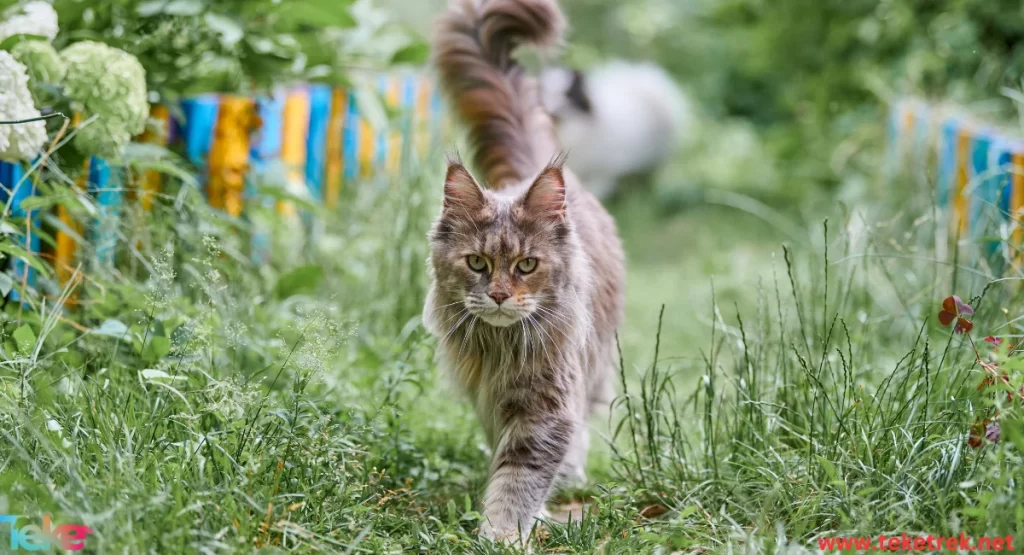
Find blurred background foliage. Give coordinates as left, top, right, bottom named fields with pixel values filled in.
left=387, top=0, right=1024, bottom=204
left=561, top=0, right=1024, bottom=201
left=48, top=0, right=428, bottom=101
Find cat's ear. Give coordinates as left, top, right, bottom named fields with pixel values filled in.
left=443, top=163, right=485, bottom=215
left=521, top=166, right=566, bottom=220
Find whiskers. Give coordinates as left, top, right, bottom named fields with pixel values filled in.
left=430, top=292, right=585, bottom=372
left=439, top=308, right=473, bottom=345
left=457, top=315, right=479, bottom=362
left=429, top=299, right=467, bottom=314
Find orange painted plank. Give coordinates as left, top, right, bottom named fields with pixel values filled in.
left=1013, top=152, right=1024, bottom=266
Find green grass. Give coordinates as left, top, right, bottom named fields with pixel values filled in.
left=2, top=146, right=1023, bottom=554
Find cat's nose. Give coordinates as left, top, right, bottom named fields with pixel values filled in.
left=489, top=292, right=510, bottom=305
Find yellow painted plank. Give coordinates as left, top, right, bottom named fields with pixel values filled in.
left=280, top=89, right=310, bottom=217
left=54, top=157, right=89, bottom=291
left=135, top=104, right=170, bottom=211
left=325, top=88, right=346, bottom=209
left=954, top=130, right=971, bottom=237
left=358, top=94, right=376, bottom=179
left=415, top=78, right=431, bottom=159
left=386, top=76, right=402, bottom=176
left=207, top=96, right=253, bottom=217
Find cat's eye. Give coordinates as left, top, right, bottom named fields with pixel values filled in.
left=516, top=258, right=538, bottom=274
left=467, top=254, right=488, bottom=272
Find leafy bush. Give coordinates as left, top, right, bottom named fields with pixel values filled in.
left=50, top=0, right=427, bottom=99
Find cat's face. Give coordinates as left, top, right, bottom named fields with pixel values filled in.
left=429, top=163, right=571, bottom=328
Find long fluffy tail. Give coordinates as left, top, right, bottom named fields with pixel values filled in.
left=433, top=0, right=564, bottom=189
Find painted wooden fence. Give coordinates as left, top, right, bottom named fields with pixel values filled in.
left=888, top=99, right=1024, bottom=262
left=0, top=161, right=39, bottom=301
left=0, top=71, right=447, bottom=301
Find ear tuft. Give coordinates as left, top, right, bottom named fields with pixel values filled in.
left=443, top=163, right=485, bottom=214
left=521, top=166, right=566, bottom=219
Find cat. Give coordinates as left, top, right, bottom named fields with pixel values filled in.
left=425, top=0, right=626, bottom=545
left=539, top=60, right=690, bottom=199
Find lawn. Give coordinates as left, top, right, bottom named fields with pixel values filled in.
left=3, top=146, right=1022, bottom=553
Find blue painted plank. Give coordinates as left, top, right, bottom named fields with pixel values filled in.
left=376, top=74, right=390, bottom=170
left=992, top=140, right=1014, bottom=218
left=430, top=84, right=443, bottom=148
left=251, top=93, right=285, bottom=166
left=886, top=104, right=900, bottom=178
left=400, top=73, right=418, bottom=168
left=88, top=157, right=122, bottom=266
left=305, top=84, right=332, bottom=200
left=0, top=161, right=38, bottom=299
left=342, top=92, right=360, bottom=182
left=969, top=132, right=992, bottom=231
left=249, top=92, right=285, bottom=266
left=937, top=119, right=959, bottom=209
left=179, top=95, right=220, bottom=193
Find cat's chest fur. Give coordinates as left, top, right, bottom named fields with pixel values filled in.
left=452, top=343, right=532, bottom=446
left=447, top=333, right=578, bottom=448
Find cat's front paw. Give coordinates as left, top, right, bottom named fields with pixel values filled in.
left=479, top=521, right=527, bottom=547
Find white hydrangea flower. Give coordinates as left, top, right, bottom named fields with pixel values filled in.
left=61, top=41, right=149, bottom=158
left=0, top=51, right=48, bottom=162
left=0, top=1, right=60, bottom=43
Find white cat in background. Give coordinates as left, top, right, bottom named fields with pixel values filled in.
left=540, top=60, right=691, bottom=199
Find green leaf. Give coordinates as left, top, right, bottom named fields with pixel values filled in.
left=0, top=34, right=48, bottom=52
left=0, top=273, right=12, bottom=298
left=123, top=149, right=200, bottom=190
left=93, top=319, right=130, bottom=339
left=273, top=1, right=357, bottom=30
left=137, top=0, right=203, bottom=16
left=12, top=325, right=36, bottom=354
left=274, top=265, right=324, bottom=299
left=0, top=243, right=51, bottom=277
left=18, top=196, right=60, bottom=212
left=204, top=13, right=245, bottom=48
left=140, top=368, right=187, bottom=382
left=390, top=41, right=429, bottom=65
left=354, top=83, right=388, bottom=131
left=816, top=454, right=839, bottom=483
left=144, top=336, right=172, bottom=362
left=136, top=0, right=166, bottom=16
left=1005, top=418, right=1024, bottom=454
left=41, top=213, right=86, bottom=245
left=253, top=182, right=323, bottom=214
left=165, top=0, right=204, bottom=15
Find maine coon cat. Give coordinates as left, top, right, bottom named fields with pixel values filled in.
left=539, top=60, right=691, bottom=199
left=424, top=0, right=625, bottom=544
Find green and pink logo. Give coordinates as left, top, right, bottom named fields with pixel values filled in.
left=0, top=514, right=92, bottom=551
